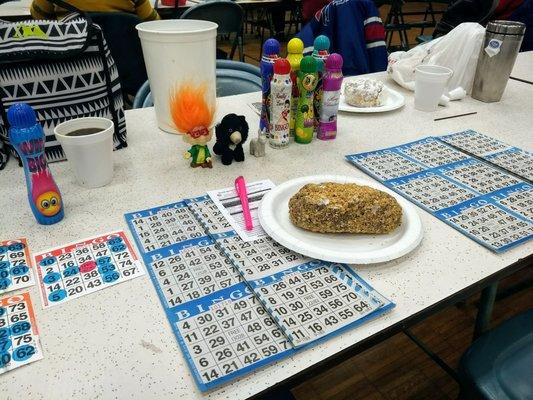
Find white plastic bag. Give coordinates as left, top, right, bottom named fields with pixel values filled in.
left=387, top=23, right=485, bottom=94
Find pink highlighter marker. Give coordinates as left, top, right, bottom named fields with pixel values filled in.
left=235, top=176, right=254, bottom=231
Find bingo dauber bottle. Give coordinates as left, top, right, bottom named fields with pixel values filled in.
left=318, top=53, right=344, bottom=140
left=8, top=103, right=64, bottom=225
left=312, top=35, right=331, bottom=129
left=295, top=56, right=318, bottom=144
left=269, top=58, right=292, bottom=149
left=259, top=38, right=280, bottom=137
left=286, top=37, right=304, bottom=139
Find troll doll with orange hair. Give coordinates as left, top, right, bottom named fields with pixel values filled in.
left=170, top=83, right=215, bottom=168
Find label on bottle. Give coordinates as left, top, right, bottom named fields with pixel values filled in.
left=485, top=39, right=502, bottom=57
left=270, top=75, right=292, bottom=148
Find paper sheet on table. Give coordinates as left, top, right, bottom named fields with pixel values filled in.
left=207, top=179, right=275, bottom=241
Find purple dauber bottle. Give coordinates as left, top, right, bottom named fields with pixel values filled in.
left=317, top=53, right=344, bottom=140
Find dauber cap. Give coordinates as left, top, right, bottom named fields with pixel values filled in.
left=325, top=53, right=343, bottom=70
left=299, top=56, right=318, bottom=73
left=287, top=37, right=304, bottom=54
left=313, top=35, right=330, bottom=51
left=262, top=38, right=280, bottom=55
left=274, top=58, right=291, bottom=75
left=7, top=103, right=37, bottom=129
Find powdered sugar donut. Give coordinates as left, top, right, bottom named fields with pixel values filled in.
left=344, top=79, right=386, bottom=107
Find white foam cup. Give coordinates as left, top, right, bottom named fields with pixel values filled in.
left=54, top=117, right=114, bottom=188
left=136, top=20, right=217, bottom=134
left=415, top=65, right=453, bottom=112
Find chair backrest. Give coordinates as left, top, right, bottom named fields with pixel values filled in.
left=133, top=60, right=261, bottom=108
left=89, top=12, right=148, bottom=96
left=434, top=0, right=499, bottom=36
left=216, top=60, right=261, bottom=77
left=216, top=69, right=262, bottom=97
left=180, top=1, right=243, bottom=35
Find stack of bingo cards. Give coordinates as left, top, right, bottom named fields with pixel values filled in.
left=0, top=292, right=43, bottom=374
left=346, top=130, right=533, bottom=252
left=0, top=239, right=34, bottom=294
left=125, top=183, right=394, bottom=391
left=34, top=231, right=145, bottom=308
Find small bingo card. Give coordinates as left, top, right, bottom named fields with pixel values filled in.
left=125, top=193, right=394, bottom=391
left=0, top=239, right=34, bottom=295
left=440, top=130, right=533, bottom=181
left=346, top=135, right=533, bottom=252
left=34, top=231, right=145, bottom=308
left=0, top=292, right=43, bottom=374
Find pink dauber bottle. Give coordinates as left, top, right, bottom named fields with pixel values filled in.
left=317, top=53, right=343, bottom=141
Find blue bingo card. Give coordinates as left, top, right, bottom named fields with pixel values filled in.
left=0, top=239, right=34, bottom=295
left=0, top=292, right=43, bottom=374
left=125, top=193, right=394, bottom=391
left=440, top=130, right=533, bottom=181
left=346, top=134, right=533, bottom=253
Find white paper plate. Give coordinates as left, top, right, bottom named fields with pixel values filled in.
left=258, top=175, right=423, bottom=264
left=339, top=86, right=405, bottom=113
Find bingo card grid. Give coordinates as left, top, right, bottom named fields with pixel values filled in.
left=346, top=137, right=533, bottom=252
left=0, top=239, right=34, bottom=295
left=34, top=231, right=145, bottom=308
left=171, top=287, right=294, bottom=391
left=0, top=292, right=43, bottom=374
left=125, top=201, right=206, bottom=254
left=440, top=130, right=533, bottom=181
left=148, top=239, right=244, bottom=309
left=250, top=262, right=393, bottom=347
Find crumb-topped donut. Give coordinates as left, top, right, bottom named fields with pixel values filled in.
left=344, top=79, right=385, bottom=107
left=289, top=182, right=402, bottom=234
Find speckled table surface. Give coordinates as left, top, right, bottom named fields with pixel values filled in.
left=1, top=68, right=532, bottom=400
left=511, top=50, right=533, bottom=82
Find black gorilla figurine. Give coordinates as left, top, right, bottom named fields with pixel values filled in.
left=213, top=114, right=249, bottom=166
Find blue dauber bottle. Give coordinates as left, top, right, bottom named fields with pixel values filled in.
left=8, top=103, right=64, bottom=225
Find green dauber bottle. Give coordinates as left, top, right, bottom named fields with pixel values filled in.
left=295, top=56, right=318, bottom=144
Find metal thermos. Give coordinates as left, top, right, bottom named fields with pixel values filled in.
left=472, top=21, right=526, bottom=102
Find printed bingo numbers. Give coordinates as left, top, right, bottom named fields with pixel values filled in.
left=0, top=239, right=34, bottom=295
left=251, top=262, right=391, bottom=347
left=347, top=133, right=533, bottom=252
left=34, top=231, right=144, bottom=308
left=0, top=292, right=43, bottom=374
left=440, top=130, right=533, bottom=181
left=126, top=191, right=394, bottom=391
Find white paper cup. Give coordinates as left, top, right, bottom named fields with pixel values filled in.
left=415, top=65, right=453, bottom=112
left=137, top=20, right=217, bottom=134
left=54, top=118, right=114, bottom=188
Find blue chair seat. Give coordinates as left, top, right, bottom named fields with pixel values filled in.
left=459, top=309, right=533, bottom=400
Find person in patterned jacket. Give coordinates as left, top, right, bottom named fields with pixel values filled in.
left=30, top=0, right=160, bottom=21
left=297, top=0, right=387, bottom=76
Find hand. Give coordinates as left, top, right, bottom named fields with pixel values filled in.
left=206, top=157, right=211, bottom=162
left=184, top=151, right=191, bottom=159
